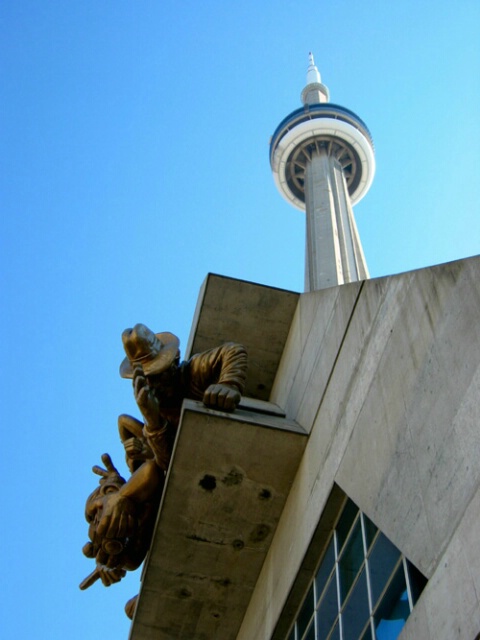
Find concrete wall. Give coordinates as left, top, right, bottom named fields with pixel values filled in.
left=237, top=256, right=480, bottom=640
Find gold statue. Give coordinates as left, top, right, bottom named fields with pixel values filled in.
left=80, top=453, right=162, bottom=588
left=118, top=414, right=154, bottom=474
left=80, top=323, right=248, bottom=619
left=120, top=324, right=247, bottom=470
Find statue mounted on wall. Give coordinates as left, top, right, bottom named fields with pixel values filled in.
left=80, top=323, right=247, bottom=619
left=80, top=453, right=162, bottom=587
left=119, top=323, right=247, bottom=470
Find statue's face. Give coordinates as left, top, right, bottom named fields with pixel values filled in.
left=146, top=361, right=179, bottom=401
left=83, top=479, right=128, bottom=564
left=85, top=480, right=123, bottom=542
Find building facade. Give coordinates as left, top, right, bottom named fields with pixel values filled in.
left=129, top=256, right=480, bottom=639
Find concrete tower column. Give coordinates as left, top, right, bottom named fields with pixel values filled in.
left=270, top=54, right=375, bottom=292
left=304, top=150, right=369, bottom=290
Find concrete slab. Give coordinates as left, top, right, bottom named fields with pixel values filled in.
left=186, top=274, right=299, bottom=401
left=129, top=400, right=307, bottom=640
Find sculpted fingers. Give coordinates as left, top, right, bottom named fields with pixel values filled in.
left=98, top=566, right=126, bottom=587
left=82, top=542, right=95, bottom=559
left=215, top=385, right=230, bottom=409
left=116, top=510, right=135, bottom=539
left=97, top=494, right=136, bottom=540
left=105, top=512, right=121, bottom=539
left=124, top=437, right=142, bottom=455
left=202, top=386, right=211, bottom=406
left=79, top=568, right=101, bottom=590
left=202, top=384, right=218, bottom=408
left=203, top=384, right=240, bottom=412
left=99, top=568, right=115, bottom=586
left=133, top=366, right=149, bottom=401
left=95, top=547, right=109, bottom=566
left=132, top=365, right=145, bottom=382
left=223, top=388, right=240, bottom=411
left=96, top=513, right=111, bottom=539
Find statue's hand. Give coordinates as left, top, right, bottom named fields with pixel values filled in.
left=124, top=437, right=146, bottom=460
left=133, top=366, right=160, bottom=426
left=96, top=565, right=127, bottom=587
left=79, top=563, right=127, bottom=591
left=96, top=492, right=136, bottom=540
left=203, top=383, right=241, bottom=412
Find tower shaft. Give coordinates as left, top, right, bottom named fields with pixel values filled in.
left=304, top=150, right=369, bottom=291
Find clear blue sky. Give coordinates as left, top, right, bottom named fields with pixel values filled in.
left=1, top=2, right=479, bottom=638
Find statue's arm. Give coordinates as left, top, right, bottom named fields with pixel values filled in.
left=117, top=458, right=163, bottom=503
left=190, top=343, right=247, bottom=411
left=215, top=342, right=248, bottom=392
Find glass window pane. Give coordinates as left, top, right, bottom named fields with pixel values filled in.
left=375, top=618, right=405, bottom=640
left=368, top=533, right=401, bottom=607
left=287, top=501, right=427, bottom=640
left=297, top=584, right=315, bottom=637
left=405, top=560, right=427, bottom=606
left=336, top=499, right=359, bottom=551
left=339, top=518, right=364, bottom=602
left=315, top=537, right=336, bottom=603
left=374, top=564, right=409, bottom=639
left=360, top=623, right=374, bottom=640
left=328, top=621, right=341, bottom=640
left=316, top=576, right=339, bottom=638
left=303, top=620, right=316, bottom=640
left=341, top=568, right=370, bottom=640
left=363, top=513, right=378, bottom=550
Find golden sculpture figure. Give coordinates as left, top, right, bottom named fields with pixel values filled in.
left=120, top=324, right=247, bottom=470
left=80, top=323, right=248, bottom=619
left=118, top=414, right=154, bottom=474
left=80, top=453, right=162, bottom=589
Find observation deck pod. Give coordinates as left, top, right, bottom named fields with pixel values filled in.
left=270, top=103, right=375, bottom=210
left=129, top=275, right=307, bottom=640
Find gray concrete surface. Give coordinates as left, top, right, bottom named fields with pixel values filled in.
left=129, top=400, right=307, bottom=640
left=239, top=255, right=480, bottom=640
left=186, top=274, right=299, bottom=401
left=304, top=151, right=368, bottom=291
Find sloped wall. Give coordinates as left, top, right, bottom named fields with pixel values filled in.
left=238, top=256, right=480, bottom=640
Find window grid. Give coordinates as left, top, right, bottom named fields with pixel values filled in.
left=290, top=500, right=427, bottom=640
left=333, top=530, right=341, bottom=639
left=362, top=513, right=375, bottom=640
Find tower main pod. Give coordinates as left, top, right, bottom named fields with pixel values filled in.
left=270, top=54, right=375, bottom=291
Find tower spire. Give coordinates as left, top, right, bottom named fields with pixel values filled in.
left=306, top=52, right=321, bottom=84
left=301, top=52, right=329, bottom=105
left=271, top=56, right=375, bottom=291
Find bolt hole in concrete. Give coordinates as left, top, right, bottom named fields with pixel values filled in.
left=259, top=488, right=271, bottom=500
left=232, top=539, right=244, bottom=550
left=249, top=524, right=271, bottom=543
left=199, top=474, right=216, bottom=491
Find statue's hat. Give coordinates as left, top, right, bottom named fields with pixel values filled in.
left=120, top=323, right=180, bottom=378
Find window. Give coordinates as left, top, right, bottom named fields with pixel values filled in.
left=287, top=499, right=427, bottom=640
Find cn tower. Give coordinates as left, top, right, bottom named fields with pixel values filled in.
left=270, top=54, right=375, bottom=291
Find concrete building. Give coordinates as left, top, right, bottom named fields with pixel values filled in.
left=127, top=61, right=480, bottom=639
